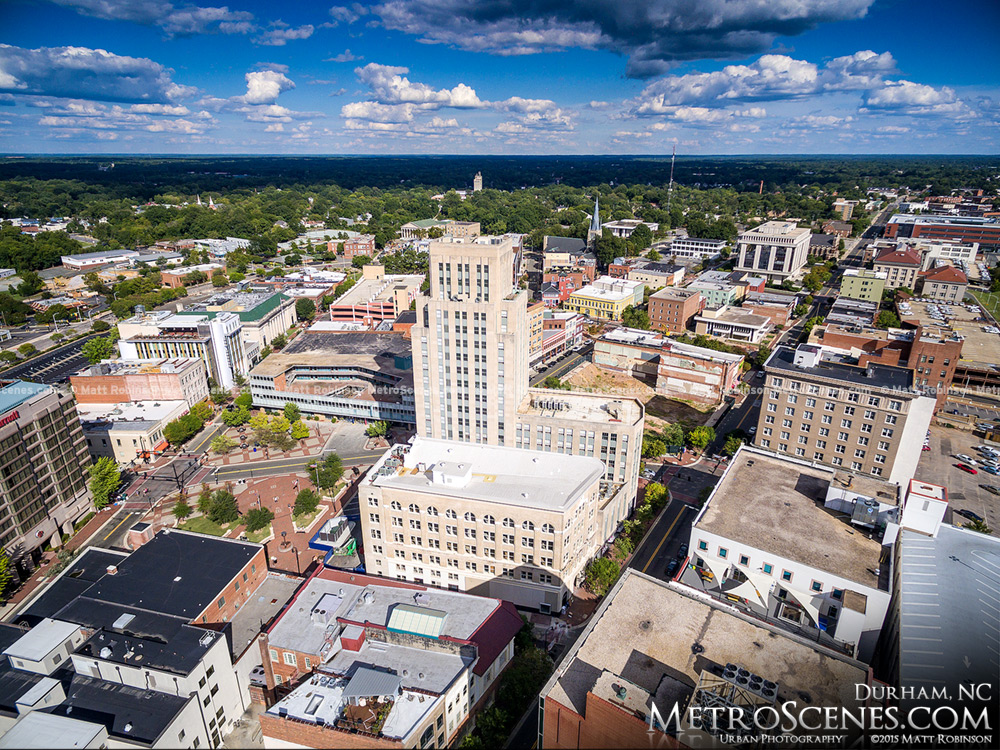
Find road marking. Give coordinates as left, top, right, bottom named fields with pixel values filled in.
left=103, top=512, right=136, bottom=541
left=190, top=424, right=220, bottom=453
left=640, top=502, right=689, bottom=574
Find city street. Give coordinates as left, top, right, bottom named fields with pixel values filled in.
left=529, top=343, right=592, bottom=386
left=628, top=496, right=696, bottom=579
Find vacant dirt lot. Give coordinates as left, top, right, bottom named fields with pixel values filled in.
left=564, top=363, right=712, bottom=432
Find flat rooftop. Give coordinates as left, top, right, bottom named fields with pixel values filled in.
left=0, top=380, right=52, bottom=415
left=741, top=221, right=811, bottom=239
left=252, top=332, right=414, bottom=380
left=902, top=299, right=997, bottom=368
left=74, top=358, right=201, bottom=377
left=367, top=437, right=604, bottom=511
left=519, top=389, right=643, bottom=426
left=76, top=399, right=187, bottom=426
left=19, top=548, right=129, bottom=627
left=82, top=529, right=261, bottom=620
left=0, top=711, right=105, bottom=749
left=267, top=568, right=503, bottom=656
left=325, top=638, right=469, bottom=695
left=227, top=574, right=302, bottom=659
left=599, top=328, right=743, bottom=363
left=694, top=448, right=887, bottom=587
left=334, top=274, right=423, bottom=308
left=570, top=278, right=643, bottom=301
left=766, top=345, right=914, bottom=391
left=897, top=524, right=1000, bottom=697
left=3, top=618, right=79, bottom=661
left=544, top=570, right=867, bottom=718
left=650, top=287, right=700, bottom=301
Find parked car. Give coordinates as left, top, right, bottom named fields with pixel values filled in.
left=922, top=444, right=931, bottom=451
left=677, top=543, right=689, bottom=559
left=956, top=463, right=978, bottom=475
left=976, top=423, right=996, bottom=431
left=976, top=446, right=1000, bottom=458
left=956, top=453, right=978, bottom=465
left=956, top=507, right=986, bottom=521
left=981, top=485, right=1000, bottom=497
left=666, top=559, right=680, bottom=577
left=748, top=426, right=757, bottom=435
left=982, top=465, right=1000, bottom=476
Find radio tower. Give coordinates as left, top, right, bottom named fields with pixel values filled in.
left=665, top=145, right=676, bottom=219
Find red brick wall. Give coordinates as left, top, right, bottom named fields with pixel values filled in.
left=649, top=294, right=703, bottom=334
left=71, top=373, right=187, bottom=403
left=259, top=712, right=401, bottom=749
left=195, top=546, right=269, bottom=625
left=543, top=694, right=681, bottom=750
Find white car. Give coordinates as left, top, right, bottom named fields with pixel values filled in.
left=748, top=426, right=757, bottom=435
left=956, top=453, right=978, bottom=465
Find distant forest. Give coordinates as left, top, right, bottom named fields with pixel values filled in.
left=0, top=155, right=997, bottom=199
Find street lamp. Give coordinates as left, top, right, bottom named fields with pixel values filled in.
left=52, top=314, right=64, bottom=332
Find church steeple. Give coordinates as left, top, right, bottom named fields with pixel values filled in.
left=587, top=193, right=601, bottom=247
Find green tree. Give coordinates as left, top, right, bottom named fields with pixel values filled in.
left=242, top=507, right=274, bottom=533
left=0, top=351, right=17, bottom=363
left=190, top=401, right=213, bottom=423
left=621, top=305, right=650, bottom=329
left=91, top=319, right=111, bottom=332
left=754, top=345, right=772, bottom=367
left=723, top=434, right=746, bottom=456
left=271, top=333, right=288, bottom=350
left=642, top=435, right=666, bottom=458
left=876, top=310, right=901, bottom=329
left=16, top=270, right=44, bottom=297
left=584, top=557, right=621, bottom=596
left=211, top=271, right=228, bottom=287
left=208, top=490, right=239, bottom=524
left=793, top=303, right=809, bottom=317
left=229, top=271, right=246, bottom=283
left=541, top=375, right=572, bottom=390
left=365, top=420, right=389, bottom=438
left=87, top=457, right=121, bottom=510
left=290, top=420, right=309, bottom=440
left=284, top=253, right=302, bottom=266
left=164, top=413, right=203, bottom=446
left=0, top=549, right=14, bottom=602
left=310, top=452, right=344, bottom=489
left=687, top=425, right=715, bottom=452
left=81, top=335, right=116, bottom=364
left=629, top=223, right=653, bottom=250
left=221, top=405, right=250, bottom=426
left=294, top=488, right=320, bottom=517
left=197, top=484, right=214, bottom=514
left=662, top=422, right=685, bottom=448
left=234, top=391, right=253, bottom=409
left=644, top=482, right=668, bottom=510
left=283, top=402, right=301, bottom=422
left=17, top=343, right=37, bottom=357
left=211, top=434, right=238, bottom=454
left=173, top=498, right=192, bottom=520
left=351, top=254, right=372, bottom=268
left=295, top=297, right=316, bottom=321
left=965, top=519, right=993, bottom=535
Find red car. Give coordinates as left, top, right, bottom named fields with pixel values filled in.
left=955, top=463, right=978, bottom=475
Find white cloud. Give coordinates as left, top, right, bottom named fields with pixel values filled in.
left=329, top=4, right=368, bottom=24
left=340, top=101, right=419, bottom=122
left=239, top=70, right=295, bottom=105
left=354, top=63, right=487, bottom=108
left=0, top=44, right=196, bottom=103
left=264, top=123, right=284, bottom=131
left=130, top=103, right=190, bottom=115
left=862, top=80, right=964, bottom=114
left=50, top=0, right=254, bottom=37
left=255, top=23, right=315, bottom=47
left=327, top=49, right=361, bottom=63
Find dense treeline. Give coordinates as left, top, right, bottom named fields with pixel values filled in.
left=0, top=156, right=996, bottom=259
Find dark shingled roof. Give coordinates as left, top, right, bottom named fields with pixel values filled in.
left=468, top=600, right=524, bottom=677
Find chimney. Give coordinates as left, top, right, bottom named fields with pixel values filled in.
left=106, top=565, right=118, bottom=575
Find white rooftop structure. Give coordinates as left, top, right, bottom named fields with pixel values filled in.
left=308, top=321, right=368, bottom=332
left=0, top=711, right=107, bottom=749
left=3, top=618, right=81, bottom=661
left=76, top=399, right=188, bottom=426
left=366, top=437, right=604, bottom=510
left=570, top=276, right=644, bottom=302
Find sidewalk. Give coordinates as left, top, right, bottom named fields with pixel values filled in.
left=0, top=504, right=120, bottom=618
left=204, top=421, right=335, bottom=467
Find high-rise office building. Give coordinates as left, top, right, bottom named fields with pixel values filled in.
left=412, top=235, right=529, bottom=445
left=412, top=236, right=645, bottom=520
left=0, top=381, right=91, bottom=582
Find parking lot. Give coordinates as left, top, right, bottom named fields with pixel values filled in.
left=915, top=424, right=999, bottom=534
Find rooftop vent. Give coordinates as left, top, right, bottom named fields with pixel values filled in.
left=106, top=566, right=118, bottom=576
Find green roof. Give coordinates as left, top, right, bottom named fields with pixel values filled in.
left=408, top=218, right=450, bottom=229
left=175, top=293, right=288, bottom=323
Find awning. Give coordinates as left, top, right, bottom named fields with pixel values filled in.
left=783, top=585, right=825, bottom=627
left=153, top=439, right=169, bottom=453
left=740, top=567, right=776, bottom=606
left=727, top=578, right=767, bottom=607
left=698, top=554, right=731, bottom=586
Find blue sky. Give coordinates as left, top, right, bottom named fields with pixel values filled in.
left=0, top=0, right=997, bottom=154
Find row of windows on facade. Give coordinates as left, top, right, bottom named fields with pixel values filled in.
left=769, top=378, right=909, bottom=407
left=371, top=531, right=577, bottom=566
left=368, top=500, right=556, bottom=530
left=372, top=524, right=558, bottom=552
left=757, top=440, right=886, bottom=475
left=390, top=559, right=557, bottom=584
left=764, top=408, right=899, bottom=435
left=695, top=540, right=847, bottom=597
